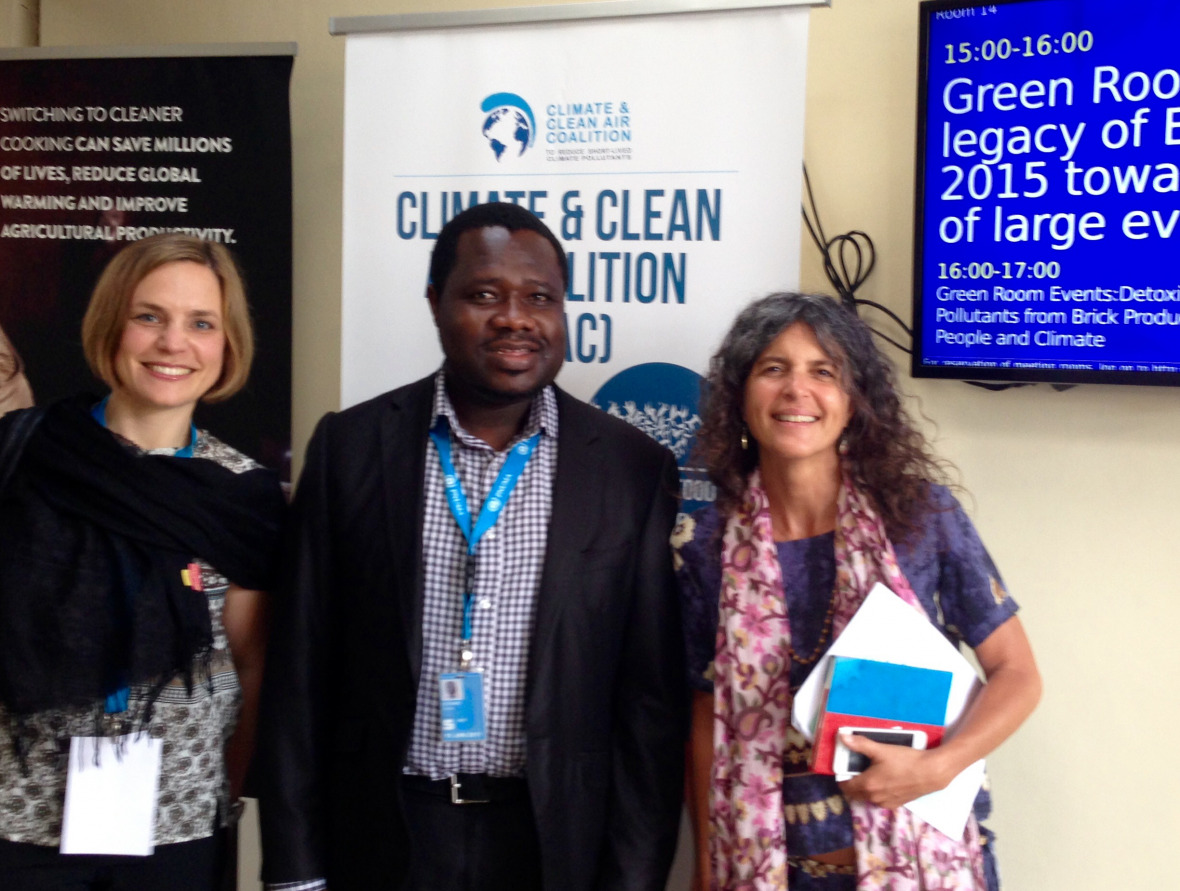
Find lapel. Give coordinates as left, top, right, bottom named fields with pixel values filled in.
left=529, top=389, right=604, bottom=683
left=378, top=376, right=434, bottom=687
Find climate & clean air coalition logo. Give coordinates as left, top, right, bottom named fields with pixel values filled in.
left=480, top=93, right=536, bottom=161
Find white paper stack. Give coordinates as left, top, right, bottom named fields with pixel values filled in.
left=791, top=583, right=986, bottom=838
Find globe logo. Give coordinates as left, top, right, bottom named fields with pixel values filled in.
left=480, top=92, right=536, bottom=161
left=445, top=475, right=457, bottom=487
left=487, top=498, right=503, bottom=513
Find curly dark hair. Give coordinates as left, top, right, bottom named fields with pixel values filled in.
left=697, top=292, right=949, bottom=542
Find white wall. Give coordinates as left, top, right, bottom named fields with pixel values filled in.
left=37, top=1, right=1180, bottom=888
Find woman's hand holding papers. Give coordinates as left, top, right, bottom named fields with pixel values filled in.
left=839, top=615, right=1041, bottom=812
left=837, top=735, right=957, bottom=811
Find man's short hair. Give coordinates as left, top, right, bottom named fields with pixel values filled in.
left=429, top=202, right=569, bottom=295
left=81, top=233, right=254, bottom=403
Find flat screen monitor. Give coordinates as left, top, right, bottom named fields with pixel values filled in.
left=913, top=0, right=1180, bottom=387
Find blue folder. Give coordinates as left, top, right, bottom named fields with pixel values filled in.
left=825, top=656, right=953, bottom=726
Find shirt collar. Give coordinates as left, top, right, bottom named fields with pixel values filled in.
left=91, top=393, right=200, bottom=458
left=432, top=369, right=559, bottom=451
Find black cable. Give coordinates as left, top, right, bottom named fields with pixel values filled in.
left=802, top=162, right=1033, bottom=391
left=853, top=297, right=912, bottom=340
left=802, top=163, right=907, bottom=350
left=964, top=380, right=1031, bottom=391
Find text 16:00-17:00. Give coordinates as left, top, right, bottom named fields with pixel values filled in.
left=937, top=261, right=1061, bottom=280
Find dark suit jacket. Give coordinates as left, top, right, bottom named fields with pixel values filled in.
left=258, top=376, right=686, bottom=891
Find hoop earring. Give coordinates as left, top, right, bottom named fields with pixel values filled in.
left=740, top=428, right=749, bottom=451
left=838, top=436, right=849, bottom=456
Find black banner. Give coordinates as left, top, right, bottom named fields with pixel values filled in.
left=0, top=50, right=293, bottom=476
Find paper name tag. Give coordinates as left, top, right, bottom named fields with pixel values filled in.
left=60, top=734, right=162, bottom=856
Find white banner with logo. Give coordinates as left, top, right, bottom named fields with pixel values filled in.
left=340, top=2, right=811, bottom=509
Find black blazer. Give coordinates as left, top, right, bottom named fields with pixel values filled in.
left=258, top=376, right=687, bottom=891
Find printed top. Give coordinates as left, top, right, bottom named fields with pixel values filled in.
left=673, top=485, right=1018, bottom=859
left=0, top=430, right=260, bottom=847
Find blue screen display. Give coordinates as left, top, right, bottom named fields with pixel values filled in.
left=914, top=0, right=1180, bottom=386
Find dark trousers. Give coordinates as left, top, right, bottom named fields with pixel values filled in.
left=0, top=831, right=225, bottom=891
left=401, top=776, right=544, bottom=891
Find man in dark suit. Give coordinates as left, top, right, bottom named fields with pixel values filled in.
left=258, top=202, right=686, bottom=891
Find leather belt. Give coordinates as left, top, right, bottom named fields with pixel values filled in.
left=402, top=773, right=528, bottom=805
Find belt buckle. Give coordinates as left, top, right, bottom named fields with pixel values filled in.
left=449, top=774, right=489, bottom=805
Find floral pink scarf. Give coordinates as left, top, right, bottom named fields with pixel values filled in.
left=709, top=470, right=986, bottom=890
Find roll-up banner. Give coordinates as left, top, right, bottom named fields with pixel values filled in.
left=0, top=47, right=294, bottom=477
left=338, top=0, right=819, bottom=510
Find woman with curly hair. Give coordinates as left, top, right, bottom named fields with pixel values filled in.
left=674, top=293, right=1040, bottom=891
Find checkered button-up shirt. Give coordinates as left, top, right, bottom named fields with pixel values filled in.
left=264, top=376, right=559, bottom=891
left=403, top=371, right=558, bottom=779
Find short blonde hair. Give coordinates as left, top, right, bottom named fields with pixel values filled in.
left=81, top=234, right=254, bottom=403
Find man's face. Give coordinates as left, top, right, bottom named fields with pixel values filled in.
left=428, top=226, right=566, bottom=406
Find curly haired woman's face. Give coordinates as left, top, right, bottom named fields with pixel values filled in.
left=742, top=322, right=851, bottom=469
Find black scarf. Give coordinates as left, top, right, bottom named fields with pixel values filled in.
left=0, top=396, right=285, bottom=726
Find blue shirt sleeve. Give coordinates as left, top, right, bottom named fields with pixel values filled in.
left=894, top=485, right=1020, bottom=650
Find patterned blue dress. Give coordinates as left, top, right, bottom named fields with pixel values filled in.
left=674, top=486, right=1019, bottom=890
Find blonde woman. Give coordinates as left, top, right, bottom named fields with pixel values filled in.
left=0, top=234, right=284, bottom=890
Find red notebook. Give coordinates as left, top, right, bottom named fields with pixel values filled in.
left=809, top=655, right=953, bottom=775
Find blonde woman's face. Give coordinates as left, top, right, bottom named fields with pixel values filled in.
left=112, top=261, right=226, bottom=416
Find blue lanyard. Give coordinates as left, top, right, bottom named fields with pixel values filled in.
left=90, top=394, right=198, bottom=458
left=91, top=394, right=198, bottom=713
left=428, top=417, right=540, bottom=658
